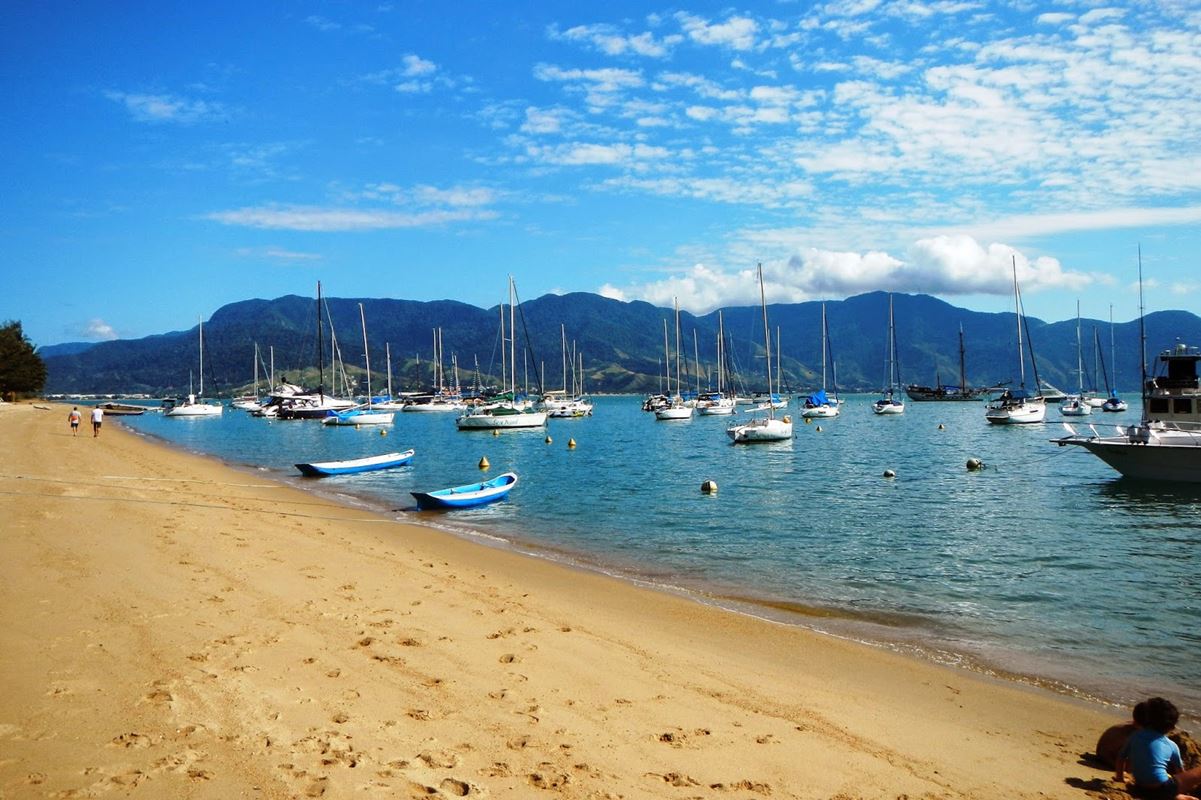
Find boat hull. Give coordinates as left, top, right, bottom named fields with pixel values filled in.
left=727, top=417, right=792, bottom=443
left=1056, top=434, right=1201, bottom=483
left=800, top=405, right=839, bottom=419
left=165, top=403, right=223, bottom=417
left=411, top=472, right=518, bottom=509
left=456, top=409, right=547, bottom=429
left=295, top=449, right=415, bottom=477
left=654, top=406, right=693, bottom=420
left=321, top=410, right=395, bottom=426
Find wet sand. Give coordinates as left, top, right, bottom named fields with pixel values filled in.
left=0, top=401, right=1125, bottom=798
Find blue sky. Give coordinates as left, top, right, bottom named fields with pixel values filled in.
left=3, top=1, right=1200, bottom=346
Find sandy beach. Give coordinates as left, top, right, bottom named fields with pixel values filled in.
left=1, top=401, right=1126, bottom=799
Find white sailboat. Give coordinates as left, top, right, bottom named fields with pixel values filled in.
left=165, top=316, right=223, bottom=417
left=1102, top=305, right=1128, bottom=412
left=403, top=328, right=464, bottom=412
left=872, top=294, right=905, bottom=415
left=727, top=265, right=792, bottom=443
left=801, top=302, right=840, bottom=418
left=456, top=277, right=547, bottom=430
left=655, top=300, right=694, bottom=420
left=985, top=257, right=1046, bottom=424
left=1059, top=301, right=1092, bottom=417
left=323, top=304, right=394, bottom=426
left=697, top=310, right=736, bottom=415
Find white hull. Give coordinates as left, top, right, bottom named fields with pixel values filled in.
left=165, top=402, right=223, bottom=417
left=985, top=398, right=1046, bottom=424
left=727, top=416, right=792, bottom=443
left=1059, top=397, right=1092, bottom=416
left=697, top=402, right=735, bottom=416
left=655, top=405, right=694, bottom=420
left=872, top=401, right=905, bottom=415
left=801, top=405, right=839, bottom=419
left=456, top=408, right=547, bottom=429
left=1056, top=424, right=1201, bottom=482
left=403, top=401, right=464, bottom=413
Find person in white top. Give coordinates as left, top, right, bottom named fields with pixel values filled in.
left=90, top=406, right=103, bottom=437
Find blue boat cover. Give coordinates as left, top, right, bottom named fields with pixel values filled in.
left=806, top=389, right=829, bottom=406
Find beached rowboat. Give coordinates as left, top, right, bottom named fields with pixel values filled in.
left=411, top=472, right=517, bottom=510
left=294, top=449, right=414, bottom=477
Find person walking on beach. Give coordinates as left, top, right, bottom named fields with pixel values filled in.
left=68, top=406, right=81, bottom=436
left=90, top=406, right=103, bottom=437
left=1114, top=696, right=1201, bottom=800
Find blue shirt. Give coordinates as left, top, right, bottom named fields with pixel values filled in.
left=1119, top=728, right=1183, bottom=786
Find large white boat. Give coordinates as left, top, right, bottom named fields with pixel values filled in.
left=985, top=258, right=1046, bottom=425
left=1055, top=342, right=1201, bottom=482
left=165, top=316, right=223, bottom=417
left=728, top=265, right=792, bottom=443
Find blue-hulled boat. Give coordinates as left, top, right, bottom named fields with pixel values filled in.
left=295, top=449, right=414, bottom=477
left=411, top=472, right=518, bottom=510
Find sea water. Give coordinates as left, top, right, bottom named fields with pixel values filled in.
left=118, top=395, right=1200, bottom=722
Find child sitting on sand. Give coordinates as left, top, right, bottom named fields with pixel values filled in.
left=1115, top=697, right=1201, bottom=800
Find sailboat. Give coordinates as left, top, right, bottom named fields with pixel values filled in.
left=231, top=342, right=264, bottom=411
left=697, top=310, right=736, bottom=415
left=904, top=325, right=987, bottom=401
left=274, top=283, right=357, bottom=420
left=322, top=304, right=395, bottom=426
left=456, top=277, right=547, bottom=429
left=542, top=326, right=594, bottom=418
left=801, top=302, right=840, bottom=418
left=985, top=257, right=1046, bottom=424
left=1102, top=305, right=1128, bottom=412
left=727, top=265, right=792, bottom=442
left=872, top=294, right=905, bottom=415
left=1059, top=301, right=1092, bottom=417
left=655, top=299, right=694, bottom=420
left=403, top=328, right=465, bottom=412
left=165, top=316, right=223, bottom=417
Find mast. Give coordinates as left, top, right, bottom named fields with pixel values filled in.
left=1110, top=304, right=1118, bottom=394
left=509, top=276, right=517, bottom=396
left=1138, top=245, right=1147, bottom=406
left=386, top=342, right=393, bottom=400
left=775, top=325, right=782, bottom=397
left=561, top=324, right=568, bottom=395
left=958, top=324, right=966, bottom=394
left=1075, top=300, right=1084, bottom=395
left=820, top=303, right=827, bottom=391
left=693, top=329, right=701, bottom=395
left=758, top=264, right=773, bottom=418
left=269, top=345, right=274, bottom=392
left=663, top=319, right=670, bottom=396
left=674, top=298, right=682, bottom=401
left=1012, top=256, right=1025, bottom=391
left=316, top=282, right=325, bottom=402
left=198, top=316, right=205, bottom=398
left=359, top=303, right=372, bottom=408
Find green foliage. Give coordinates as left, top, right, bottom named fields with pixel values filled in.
left=0, top=320, right=48, bottom=398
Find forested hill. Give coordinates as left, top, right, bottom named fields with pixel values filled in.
left=42, top=291, right=1201, bottom=396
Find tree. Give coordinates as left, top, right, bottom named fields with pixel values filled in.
left=0, top=320, right=48, bottom=399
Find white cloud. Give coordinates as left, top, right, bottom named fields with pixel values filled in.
left=84, top=319, right=119, bottom=341
left=551, top=23, right=681, bottom=58
left=401, top=54, right=436, bottom=77
left=106, top=91, right=224, bottom=124
left=235, top=246, right=323, bottom=262
left=526, top=142, right=668, bottom=166
left=597, top=236, right=1096, bottom=313
left=675, top=13, right=759, bottom=51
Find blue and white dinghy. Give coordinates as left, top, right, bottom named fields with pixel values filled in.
left=411, top=472, right=518, bottom=510
left=295, top=449, right=414, bottom=477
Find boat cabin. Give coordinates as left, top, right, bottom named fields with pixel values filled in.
left=1145, top=342, right=1201, bottom=424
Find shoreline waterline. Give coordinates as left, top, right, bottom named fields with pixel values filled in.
left=109, top=397, right=1200, bottom=727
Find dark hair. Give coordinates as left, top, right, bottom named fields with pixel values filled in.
left=1140, top=697, right=1180, bottom=734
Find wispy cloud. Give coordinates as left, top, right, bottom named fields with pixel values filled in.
left=549, top=23, right=682, bottom=58
left=106, top=91, right=225, bottom=124
left=235, top=246, right=324, bottom=262
left=205, top=205, right=497, bottom=232
left=675, top=13, right=760, bottom=50
left=205, top=182, right=501, bottom=231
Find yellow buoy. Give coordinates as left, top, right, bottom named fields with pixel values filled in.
left=804, top=417, right=812, bottom=425
left=379, top=428, right=387, bottom=437
left=545, top=435, right=553, bottom=444
left=782, top=415, right=791, bottom=424
left=938, top=423, right=945, bottom=430
left=815, top=425, right=822, bottom=432
left=567, top=438, right=576, bottom=449
left=701, top=479, right=718, bottom=494
left=492, top=429, right=500, bottom=436
left=478, top=456, right=490, bottom=470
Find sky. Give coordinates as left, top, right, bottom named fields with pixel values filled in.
left=2, top=1, right=1200, bottom=347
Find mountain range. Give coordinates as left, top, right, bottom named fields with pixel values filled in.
left=41, top=291, right=1201, bottom=397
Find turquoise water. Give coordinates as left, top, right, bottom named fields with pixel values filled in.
left=117, top=395, right=1200, bottom=721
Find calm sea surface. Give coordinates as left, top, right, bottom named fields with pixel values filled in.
left=116, top=395, right=1200, bottom=722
